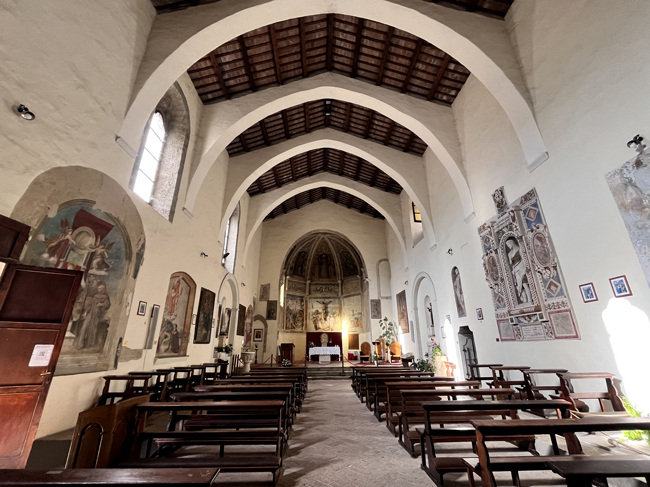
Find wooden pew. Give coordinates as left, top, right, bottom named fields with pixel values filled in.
left=382, top=381, right=480, bottom=435
left=202, top=361, right=229, bottom=382
left=398, top=388, right=515, bottom=457
left=241, top=370, right=308, bottom=396
left=210, top=377, right=304, bottom=408
left=363, top=371, right=452, bottom=407
left=470, top=416, right=650, bottom=487
left=118, top=400, right=286, bottom=486
left=129, top=371, right=171, bottom=402
left=0, top=468, right=220, bottom=486
left=490, top=365, right=530, bottom=398
left=546, top=458, right=650, bottom=487
left=520, top=368, right=569, bottom=416
left=418, top=399, right=571, bottom=487
left=350, top=365, right=408, bottom=398
left=467, top=363, right=502, bottom=387
left=557, top=371, right=626, bottom=414
left=194, top=384, right=297, bottom=416
left=98, top=375, right=153, bottom=406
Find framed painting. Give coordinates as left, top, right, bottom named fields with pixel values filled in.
left=237, top=304, right=246, bottom=336
left=194, top=287, right=215, bottom=344
left=266, top=300, right=277, bottom=320
left=156, top=272, right=196, bottom=358
left=253, top=329, right=263, bottom=342
left=137, top=301, right=147, bottom=316
left=579, top=283, right=598, bottom=303
left=609, top=275, right=632, bottom=298
left=259, top=283, right=270, bottom=301
left=396, top=290, right=409, bottom=333
left=370, top=299, right=381, bottom=319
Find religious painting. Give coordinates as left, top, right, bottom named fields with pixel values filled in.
left=343, top=295, right=364, bottom=331
left=137, top=301, right=147, bottom=316
left=370, top=299, right=382, bottom=319
left=310, top=240, right=336, bottom=280
left=610, top=275, right=632, bottom=298
left=579, top=283, right=598, bottom=303
left=478, top=188, right=579, bottom=341
left=215, top=304, right=222, bottom=337
left=291, top=250, right=308, bottom=278
left=236, top=304, right=246, bottom=336
left=266, top=300, right=278, bottom=320
left=396, top=290, right=409, bottom=333
left=194, top=288, right=215, bottom=344
left=283, top=295, right=305, bottom=332
left=308, top=298, right=341, bottom=332
left=219, top=308, right=231, bottom=336
left=253, top=329, right=263, bottom=342
left=259, top=283, right=270, bottom=301
left=476, top=308, right=484, bottom=320
left=339, top=249, right=359, bottom=277
left=451, top=267, right=467, bottom=318
left=244, top=305, right=254, bottom=345
left=156, top=272, right=196, bottom=357
left=23, top=205, right=129, bottom=374
left=606, top=149, right=650, bottom=290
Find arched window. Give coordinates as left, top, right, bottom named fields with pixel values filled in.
left=222, top=203, right=240, bottom=273
left=131, top=82, right=190, bottom=222
left=133, top=112, right=165, bottom=202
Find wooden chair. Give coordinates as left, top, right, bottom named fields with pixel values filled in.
left=389, top=342, right=402, bottom=363
left=359, top=342, right=372, bottom=362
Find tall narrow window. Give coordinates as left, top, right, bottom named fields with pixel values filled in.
left=134, top=112, right=165, bottom=202
left=222, top=204, right=240, bottom=273
left=222, top=217, right=231, bottom=265
left=412, top=202, right=422, bottom=223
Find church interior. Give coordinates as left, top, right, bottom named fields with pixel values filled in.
left=3, top=0, right=650, bottom=485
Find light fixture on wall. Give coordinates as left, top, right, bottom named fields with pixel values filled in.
left=15, top=104, right=35, bottom=121
left=404, top=280, right=408, bottom=286
left=627, top=134, right=645, bottom=150
left=241, top=282, right=246, bottom=287
left=200, top=252, right=209, bottom=258
left=324, top=99, right=332, bottom=117
left=222, top=252, right=230, bottom=259
left=447, top=248, right=453, bottom=256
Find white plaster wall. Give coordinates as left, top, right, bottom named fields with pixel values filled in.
left=254, top=200, right=394, bottom=362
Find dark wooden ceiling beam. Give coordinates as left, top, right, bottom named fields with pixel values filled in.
left=354, top=158, right=362, bottom=181
left=269, top=24, right=283, bottom=85
left=307, top=151, right=312, bottom=176
left=363, top=112, right=374, bottom=139
left=343, top=103, right=353, bottom=132
left=351, top=18, right=364, bottom=78
left=273, top=166, right=281, bottom=188
left=384, top=120, right=395, bottom=145
left=259, top=120, right=271, bottom=146
left=309, top=189, right=314, bottom=203
left=403, top=131, right=415, bottom=152
left=281, top=201, right=287, bottom=214
left=375, top=26, right=395, bottom=85
left=360, top=201, right=368, bottom=214
left=299, top=18, right=309, bottom=77
left=304, top=103, right=311, bottom=133
left=238, top=35, right=257, bottom=92
left=289, top=157, right=296, bottom=181
left=370, top=166, right=379, bottom=187
left=208, top=52, right=230, bottom=99
left=427, top=54, right=451, bottom=101
left=281, top=110, right=291, bottom=138
left=323, top=148, right=329, bottom=172
left=326, top=14, right=335, bottom=71
left=294, top=195, right=300, bottom=209
left=257, top=180, right=265, bottom=194
left=401, top=38, right=423, bottom=93
left=338, top=153, right=344, bottom=175
left=335, top=190, right=341, bottom=204
left=239, top=134, right=250, bottom=152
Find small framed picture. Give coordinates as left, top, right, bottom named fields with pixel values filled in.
left=445, top=315, right=451, bottom=324
left=609, top=275, right=632, bottom=298
left=441, top=325, right=447, bottom=339
left=137, top=301, right=147, bottom=316
left=253, top=329, right=263, bottom=342
left=578, top=283, right=598, bottom=303
left=192, top=313, right=197, bottom=325
left=476, top=308, right=484, bottom=320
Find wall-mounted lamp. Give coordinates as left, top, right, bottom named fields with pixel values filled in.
left=200, top=252, right=209, bottom=258
left=241, top=282, right=246, bottom=287
left=628, top=134, right=645, bottom=150
left=324, top=99, right=332, bottom=117
left=404, top=280, right=408, bottom=286
left=447, top=249, right=453, bottom=256
left=16, top=104, right=35, bottom=121
left=222, top=252, right=230, bottom=259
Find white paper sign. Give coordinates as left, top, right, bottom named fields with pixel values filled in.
left=29, top=344, right=54, bottom=367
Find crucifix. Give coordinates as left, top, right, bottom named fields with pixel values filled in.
left=426, top=303, right=435, bottom=336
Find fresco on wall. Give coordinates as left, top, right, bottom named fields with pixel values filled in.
left=23, top=205, right=128, bottom=374
left=451, top=267, right=467, bottom=318
left=370, top=299, right=382, bottom=319
left=396, top=290, right=409, bottom=333
left=308, top=298, right=341, bottom=331
left=606, top=150, right=650, bottom=289
left=244, top=305, right=254, bottom=346
left=237, top=304, right=246, bottom=336
left=194, top=288, right=215, bottom=344
left=156, top=272, right=196, bottom=357
left=266, top=300, right=277, bottom=320
left=310, top=240, right=337, bottom=280
left=219, top=308, right=231, bottom=337
left=478, top=187, right=579, bottom=341
left=259, top=283, right=270, bottom=301
left=343, top=295, right=365, bottom=331
left=282, top=295, right=305, bottom=332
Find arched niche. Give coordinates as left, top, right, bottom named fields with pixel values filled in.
left=13, top=166, right=146, bottom=375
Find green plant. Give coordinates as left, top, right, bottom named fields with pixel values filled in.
left=622, top=397, right=650, bottom=444
left=215, top=344, right=233, bottom=354
left=378, top=317, right=398, bottom=346
left=413, top=357, right=435, bottom=373
left=308, top=341, right=315, bottom=348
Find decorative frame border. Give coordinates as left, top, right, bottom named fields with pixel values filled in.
left=578, top=282, right=598, bottom=303
left=548, top=309, right=579, bottom=339
left=609, top=275, right=632, bottom=298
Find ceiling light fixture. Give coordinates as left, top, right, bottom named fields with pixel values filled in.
left=628, top=134, right=645, bottom=150
left=324, top=99, right=332, bottom=117
left=16, top=104, right=35, bottom=121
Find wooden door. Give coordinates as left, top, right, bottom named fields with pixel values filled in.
left=0, top=260, right=82, bottom=468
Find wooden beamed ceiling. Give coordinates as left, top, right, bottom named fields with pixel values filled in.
left=263, top=187, right=385, bottom=221
left=247, top=147, right=403, bottom=197
left=152, top=1, right=514, bottom=19
left=186, top=14, right=474, bottom=106
left=227, top=99, right=427, bottom=157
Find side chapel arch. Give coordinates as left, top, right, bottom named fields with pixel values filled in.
left=411, top=271, right=438, bottom=360
left=217, top=272, right=240, bottom=345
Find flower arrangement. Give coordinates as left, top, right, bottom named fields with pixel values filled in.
left=430, top=340, right=442, bottom=357
left=281, top=359, right=292, bottom=367
left=308, top=342, right=315, bottom=348
left=216, top=344, right=233, bottom=354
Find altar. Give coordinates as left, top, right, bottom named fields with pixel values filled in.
left=309, top=346, right=341, bottom=363
left=306, top=331, right=343, bottom=362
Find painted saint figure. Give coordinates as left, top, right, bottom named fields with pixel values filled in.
left=506, top=237, right=533, bottom=305
left=452, top=267, right=467, bottom=318
left=75, top=282, right=111, bottom=350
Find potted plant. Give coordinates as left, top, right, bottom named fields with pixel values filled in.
left=215, top=344, right=233, bottom=362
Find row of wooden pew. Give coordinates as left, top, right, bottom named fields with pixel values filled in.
left=0, top=365, right=307, bottom=486
left=351, top=363, right=650, bottom=487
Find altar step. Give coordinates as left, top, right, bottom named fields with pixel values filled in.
left=306, top=367, right=352, bottom=380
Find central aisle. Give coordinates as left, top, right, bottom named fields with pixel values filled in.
left=277, top=379, right=433, bottom=486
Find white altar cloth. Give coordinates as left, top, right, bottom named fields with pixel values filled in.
left=310, top=346, right=341, bottom=355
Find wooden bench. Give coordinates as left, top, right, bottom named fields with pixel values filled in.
left=546, top=458, right=650, bottom=487
left=467, top=363, right=502, bottom=387
left=350, top=365, right=408, bottom=397
left=98, top=375, right=153, bottom=406
left=382, top=381, right=480, bottom=435
left=241, top=371, right=308, bottom=397
left=363, top=371, right=452, bottom=407
left=193, top=383, right=298, bottom=415
left=418, top=399, right=571, bottom=487
left=370, top=376, right=458, bottom=418
left=201, top=361, right=229, bottom=382
left=490, top=365, right=530, bottom=398
left=398, top=388, right=514, bottom=457
left=129, top=371, right=171, bottom=402
left=557, top=371, right=626, bottom=414
left=470, top=416, right=650, bottom=487
left=119, top=400, right=286, bottom=485
left=0, top=468, right=219, bottom=486
left=212, top=377, right=304, bottom=402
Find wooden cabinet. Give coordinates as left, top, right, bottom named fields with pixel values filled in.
left=279, top=343, right=295, bottom=364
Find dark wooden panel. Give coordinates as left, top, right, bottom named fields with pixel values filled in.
left=0, top=269, right=78, bottom=323
left=348, top=333, right=360, bottom=350
left=0, top=215, right=30, bottom=261
left=0, top=329, right=59, bottom=386
left=0, top=392, right=39, bottom=460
